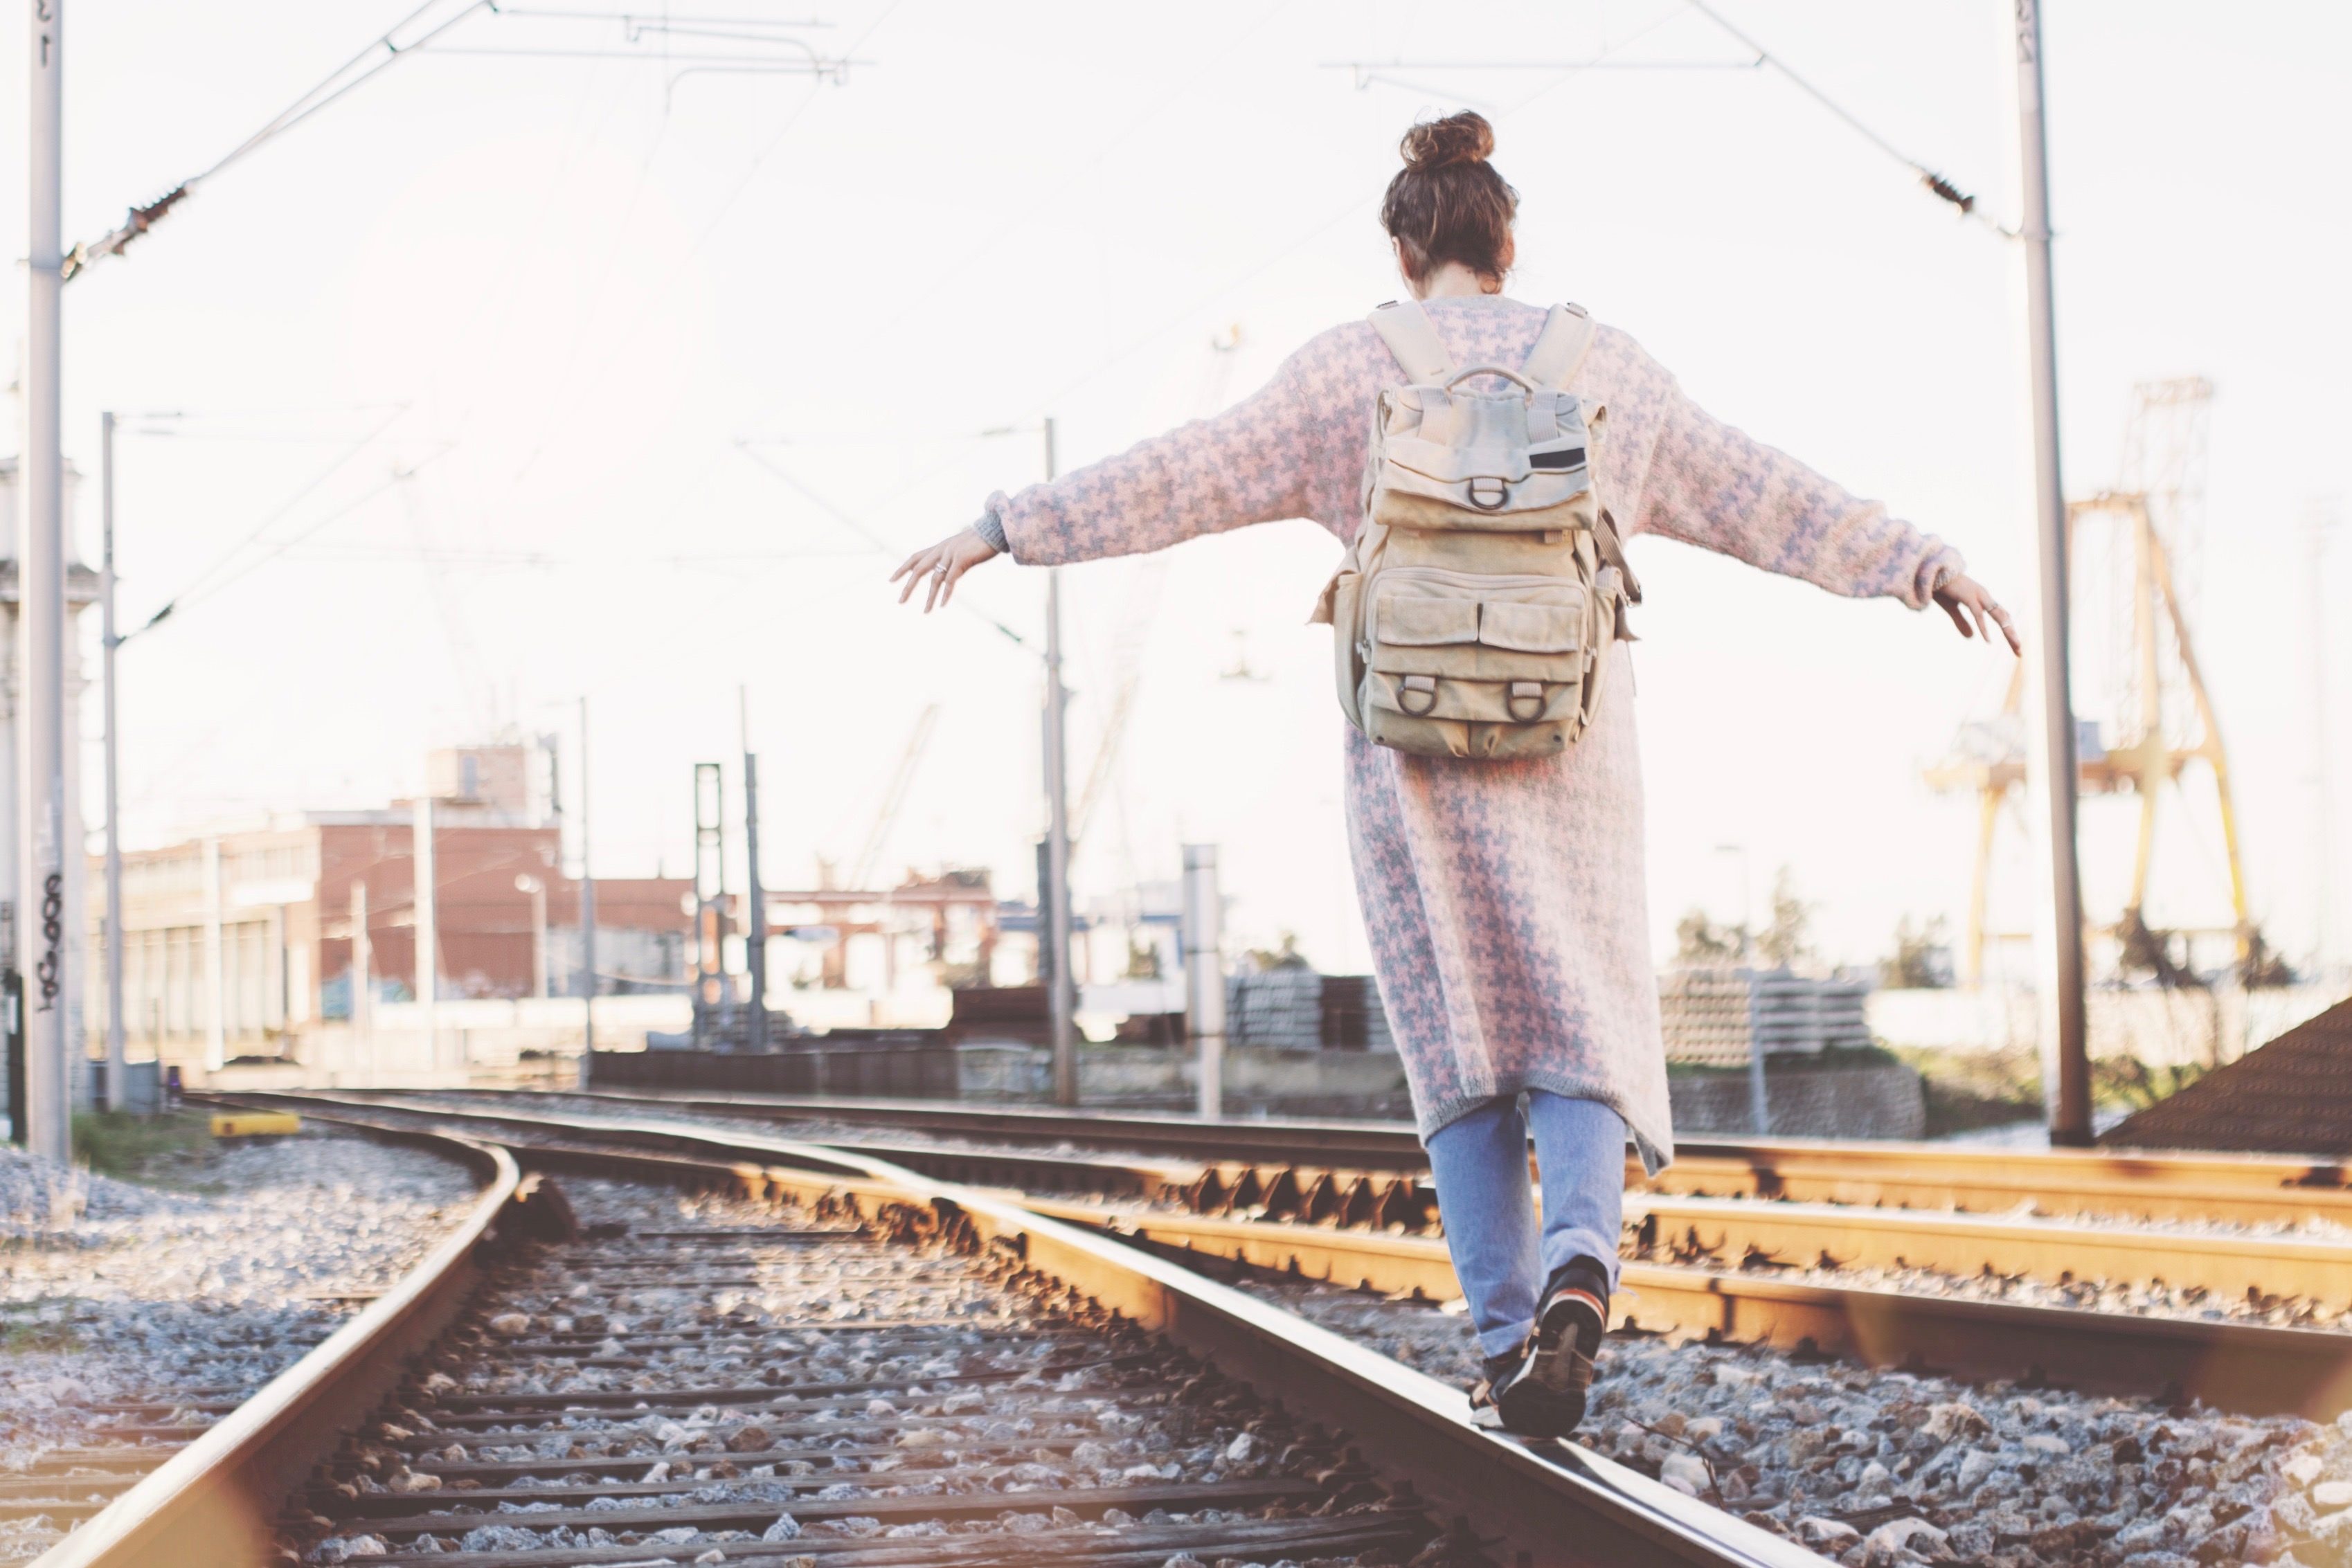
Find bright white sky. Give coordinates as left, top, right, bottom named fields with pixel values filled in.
left=2, top=1, right=2346, bottom=982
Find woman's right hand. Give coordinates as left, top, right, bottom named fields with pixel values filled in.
left=890, top=527, right=1000, bottom=613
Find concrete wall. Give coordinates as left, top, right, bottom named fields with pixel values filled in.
left=1667, top=1060, right=1927, bottom=1141
left=958, top=1043, right=1412, bottom=1117
left=1870, top=984, right=2351, bottom=1068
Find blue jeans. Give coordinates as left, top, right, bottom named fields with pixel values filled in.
left=1425, top=1091, right=1626, bottom=1359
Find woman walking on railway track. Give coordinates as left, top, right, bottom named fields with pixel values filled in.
left=890, top=111, right=2018, bottom=1441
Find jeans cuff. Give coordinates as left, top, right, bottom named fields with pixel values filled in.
left=1541, top=1232, right=1621, bottom=1292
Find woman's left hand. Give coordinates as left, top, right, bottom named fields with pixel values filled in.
left=890, top=527, right=1000, bottom=613
left=1934, top=573, right=2021, bottom=654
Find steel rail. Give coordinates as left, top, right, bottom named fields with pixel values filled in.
left=228, top=1092, right=1825, bottom=1567
left=385, top=1085, right=2352, bottom=1225
left=1021, top=1199, right=2352, bottom=1423
left=35, top=1118, right=544, bottom=1568
left=249, top=1092, right=2352, bottom=1424
left=252, top=1093, right=2352, bottom=1297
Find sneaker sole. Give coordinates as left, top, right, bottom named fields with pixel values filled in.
left=1493, top=1361, right=1586, bottom=1439
left=1509, top=1290, right=1604, bottom=1436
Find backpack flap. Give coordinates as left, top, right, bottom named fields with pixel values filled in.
left=1371, top=381, right=1595, bottom=533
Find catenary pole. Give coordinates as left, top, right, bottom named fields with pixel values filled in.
left=21, top=0, right=70, bottom=1157
left=741, top=687, right=768, bottom=1052
left=1041, top=420, right=1078, bottom=1106
left=101, top=413, right=126, bottom=1112
left=2014, top=0, right=2090, bottom=1146
left=1183, top=845, right=1225, bottom=1119
left=577, top=696, right=596, bottom=1087
left=2312, top=505, right=2337, bottom=979
left=414, top=795, right=438, bottom=1071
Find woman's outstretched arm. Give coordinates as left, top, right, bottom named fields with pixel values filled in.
left=892, top=345, right=1319, bottom=609
left=1633, top=361, right=2018, bottom=651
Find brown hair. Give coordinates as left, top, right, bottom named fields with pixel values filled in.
left=1380, top=111, right=1518, bottom=285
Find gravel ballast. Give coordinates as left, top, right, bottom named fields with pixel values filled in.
left=303, top=1176, right=1418, bottom=1568
left=1, top=1127, right=476, bottom=1562
left=1247, top=1276, right=2352, bottom=1567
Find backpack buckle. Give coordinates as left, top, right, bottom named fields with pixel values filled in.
left=1507, top=682, right=1545, bottom=722
left=1399, top=676, right=1438, bottom=716
left=1466, top=477, right=1509, bottom=511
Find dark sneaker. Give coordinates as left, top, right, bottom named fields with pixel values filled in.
left=1511, top=1258, right=1608, bottom=1437
left=1471, top=1340, right=1585, bottom=1439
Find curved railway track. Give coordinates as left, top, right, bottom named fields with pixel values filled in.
left=38, top=1099, right=1822, bottom=1568
left=29, top=1119, right=559, bottom=1568
left=228, top=1093, right=2352, bottom=1427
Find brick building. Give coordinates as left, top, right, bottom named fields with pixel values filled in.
left=91, top=745, right=690, bottom=1076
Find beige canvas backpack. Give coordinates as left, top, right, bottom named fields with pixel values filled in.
left=1311, top=299, right=1641, bottom=761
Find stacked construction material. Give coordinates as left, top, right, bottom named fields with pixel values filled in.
left=1226, top=968, right=1327, bottom=1052
left=1657, top=968, right=1758, bottom=1067
left=1660, top=968, right=1876, bottom=1067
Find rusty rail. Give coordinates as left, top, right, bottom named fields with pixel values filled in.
left=380, top=1085, right=2352, bottom=1224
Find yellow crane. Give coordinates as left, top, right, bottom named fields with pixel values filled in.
left=1927, top=379, right=2252, bottom=982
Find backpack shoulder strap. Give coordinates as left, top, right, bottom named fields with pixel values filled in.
left=1367, top=300, right=1454, bottom=384
left=1521, top=303, right=1597, bottom=390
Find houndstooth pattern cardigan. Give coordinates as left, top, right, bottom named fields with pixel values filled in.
left=989, top=296, right=1960, bottom=1171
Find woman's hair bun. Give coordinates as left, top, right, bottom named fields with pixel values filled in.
left=1400, top=111, right=1495, bottom=174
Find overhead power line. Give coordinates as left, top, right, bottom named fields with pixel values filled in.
left=62, top=0, right=858, bottom=281
left=65, top=0, right=496, bottom=279
left=1683, top=0, right=2003, bottom=234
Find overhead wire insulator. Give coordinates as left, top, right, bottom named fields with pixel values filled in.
left=1919, top=170, right=1977, bottom=215
left=62, top=185, right=191, bottom=280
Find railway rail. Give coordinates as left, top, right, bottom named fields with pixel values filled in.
left=39, top=1099, right=1821, bottom=1568
left=230, top=1093, right=2352, bottom=1427
left=536, top=1087, right=2352, bottom=1223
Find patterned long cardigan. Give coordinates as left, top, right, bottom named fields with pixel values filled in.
left=990, top=295, right=1961, bottom=1171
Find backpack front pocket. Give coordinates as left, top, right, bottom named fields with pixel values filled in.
left=1366, top=572, right=1588, bottom=725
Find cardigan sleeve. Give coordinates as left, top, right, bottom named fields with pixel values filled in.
left=991, top=346, right=1318, bottom=568
left=1631, top=363, right=1962, bottom=610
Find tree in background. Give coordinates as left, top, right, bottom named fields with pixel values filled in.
left=1244, top=932, right=1311, bottom=972
left=1755, top=867, right=1815, bottom=972
left=1882, top=914, right=1954, bottom=989
left=1673, top=909, right=1747, bottom=968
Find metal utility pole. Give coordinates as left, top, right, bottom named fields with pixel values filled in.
left=740, top=689, right=769, bottom=1052
left=1183, top=845, right=1225, bottom=1119
left=577, top=696, right=597, bottom=1086
left=1040, top=419, right=1078, bottom=1107
left=2313, top=503, right=2339, bottom=978
left=691, top=762, right=727, bottom=1047
left=350, top=878, right=372, bottom=1081
left=100, top=413, right=126, bottom=1112
left=414, top=796, right=438, bottom=1071
left=2014, top=0, right=2090, bottom=1146
left=21, top=0, right=69, bottom=1157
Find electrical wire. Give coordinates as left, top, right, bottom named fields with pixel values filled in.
left=133, top=407, right=413, bottom=629
left=64, top=0, right=499, bottom=278
left=1684, top=0, right=2004, bottom=235
left=733, top=440, right=1032, bottom=650
left=500, top=0, right=903, bottom=507
left=150, top=445, right=462, bottom=630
